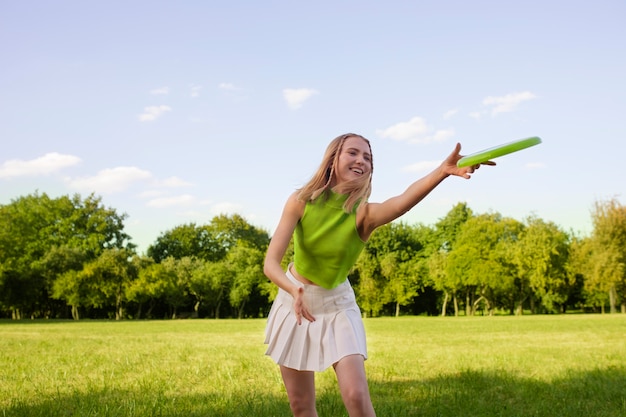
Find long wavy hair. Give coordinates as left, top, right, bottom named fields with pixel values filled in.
left=297, top=133, right=373, bottom=213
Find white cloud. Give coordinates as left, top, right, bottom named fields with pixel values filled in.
left=525, top=162, right=546, bottom=169
left=431, top=128, right=455, bottom=142
left=158, top=176, right=193, bottom=188
left=146, top=194, right=196, bottom=208
left=402, top=160, right=441, bottom=173
left=219, top=82, right=240, bottom=91
left=483, top=91, right=537, bottom=115
left=211, top=201, right=243, bottom=215
left=0, top=152, right=81, bottom=178
left=443, top=109, right=458, bottom=120
left=376, top=117, right=454, bottom=144
left=150, top=87, right=170, bottom=95
left=66, top=166, right=152, bottom=194
left=190, top=84, right=202, bottom=98
left=283, top=88, right=319, bottom=110
left=138, top=105, right=172, bottom=122
left=138, top=190, right=164, bottom=199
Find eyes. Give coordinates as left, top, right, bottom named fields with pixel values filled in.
left=345, top=148, right=372, bottom=163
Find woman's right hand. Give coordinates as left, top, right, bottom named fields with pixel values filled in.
left=292, top=286, right=316, bottom=325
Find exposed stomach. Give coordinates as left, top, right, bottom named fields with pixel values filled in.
left=289, top=263, right=319, bottom=286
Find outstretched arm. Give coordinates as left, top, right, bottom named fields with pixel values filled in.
left=358, top=143, right=494, bottom=240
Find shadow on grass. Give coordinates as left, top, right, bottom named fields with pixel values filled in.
left=4, top=368, right=625, bottom=417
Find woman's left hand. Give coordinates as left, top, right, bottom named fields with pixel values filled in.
left=443, top=143, right=496, bottom=179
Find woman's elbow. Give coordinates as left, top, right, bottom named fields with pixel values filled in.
left=263, top=257, right=276, bottom=278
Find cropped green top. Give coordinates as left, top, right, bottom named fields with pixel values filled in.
left=293, top=190, right=366, bottom=289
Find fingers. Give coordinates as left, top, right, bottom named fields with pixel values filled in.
left=293, top=286, right=315, bottom=325
left=448, top=143, right=462, bottom=161
left=294, top=308, right=316, bottom=325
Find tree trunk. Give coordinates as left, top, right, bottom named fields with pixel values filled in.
left=441, top=292, right=449, bottom=317
left=71, top=305, right=80, bottom=320
left=115, top=295, right=123, bottom=320
left=472, top=295, right=485, bottom=316
left=237, top=301, right=246, bottom=319
left=609, top=285, right=617, bottom=314
left=146, top=301, right=154, bottom=318
left=215, top=301, right=222, bottom=319
left=453, top=295, right=459, bottom=317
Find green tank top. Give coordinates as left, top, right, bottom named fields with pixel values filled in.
left=293, top=190, right=366, bottom=289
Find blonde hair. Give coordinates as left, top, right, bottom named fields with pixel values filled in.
left=297, top=133, right=373, bottom=213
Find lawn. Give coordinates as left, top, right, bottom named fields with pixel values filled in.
left=1, top=315, right=625, bottom=416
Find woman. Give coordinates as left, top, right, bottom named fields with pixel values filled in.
left=264, top=133, right=492, bottom=416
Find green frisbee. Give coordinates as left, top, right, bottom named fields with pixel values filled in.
left=457, top=136, right=542, bottom=167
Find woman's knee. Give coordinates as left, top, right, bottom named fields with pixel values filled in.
left=280, top=366, right=317, bottom=415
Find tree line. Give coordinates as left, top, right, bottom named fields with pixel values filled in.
left=1, top=192, right=624, bottom=320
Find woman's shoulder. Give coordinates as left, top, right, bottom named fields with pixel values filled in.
left=284, top=190, right=306, bottom=215
left=355, top=201, right=379, bottom=241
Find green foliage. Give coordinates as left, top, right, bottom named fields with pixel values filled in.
left=0, top=192, right=133, bottom=319
left=2, top=192, right=625, bottom=319
left=515, top=217, right=571, bottom=313
left=446, top=213, right=523, bottom=315
left=433, top=201, right=473, bottom=252
left=589, top=198, right=626, bottom=312
left=147, top=223, right=226, bottom=262
left=355, top=222, right=433, bottom=317
left=147, top=214, right=270, bottom=263
left=227, top=245, right=266, bottom=318
left=190, top=259, right=231, bottom=318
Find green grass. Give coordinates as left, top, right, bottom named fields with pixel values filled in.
left=1, top=315, right=625, bottom=416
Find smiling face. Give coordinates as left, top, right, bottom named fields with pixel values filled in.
left=331, top=135, right=372, bottom=187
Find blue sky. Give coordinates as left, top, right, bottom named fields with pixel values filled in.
left=1, top=1, right=624, bottom=253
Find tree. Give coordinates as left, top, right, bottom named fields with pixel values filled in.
left=160, top=256, right=201, bottom=319
left=125, top=256, right=161, bottom=318
left=53, top=248, right=137, bottom=320
left=380, top=252, right=421, bottom=317
left=570, top=236, right=611, bottom=312
left=37, top=245, right=89, bottom=318
left=433, top=202, right=474, bottom=252
left=590, top=198, right=626, bottom=313
left=0, top=192, right=133, bottom=319
left=430, top=203, right=474, bottom=316
left=208, top=213, right=270, bottom=252
left=355, top=251, right=384, bottom=317
left=447, top=213, right=522, bottom=315
left=190, top=260, right=231, bottom=318
left=354, top=222, right=429, bottom=317
left=147, top=223, right=225, bottom=263
left=227, top=245, right=266, bottom=318
left=148, top=215, right=270, bottom=264
left=514, top=217, right=571, bottom=314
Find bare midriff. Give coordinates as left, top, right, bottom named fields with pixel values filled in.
left=289, top=263, right=318, bottom=286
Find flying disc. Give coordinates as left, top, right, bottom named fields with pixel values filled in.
left=457, top=136, right=542, bottom=167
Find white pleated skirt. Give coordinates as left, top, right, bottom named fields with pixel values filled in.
left=264, top=265, right=367, bottom=372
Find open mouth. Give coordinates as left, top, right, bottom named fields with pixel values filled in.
left=351, top=168, right=364, bottom=175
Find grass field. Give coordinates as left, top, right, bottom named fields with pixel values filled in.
left=1, top=315, right=625, bottom=417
